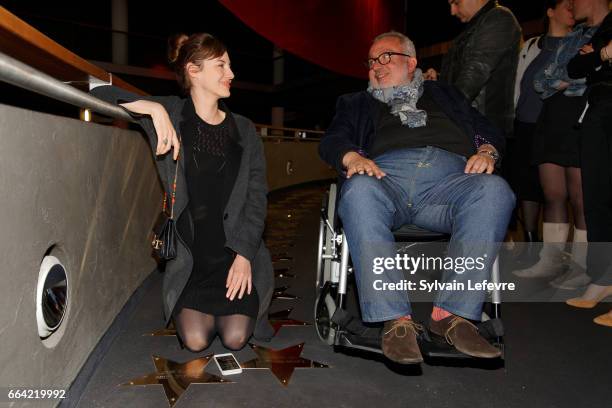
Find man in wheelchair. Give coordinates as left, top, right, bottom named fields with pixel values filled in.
left=318, top=32, right=515, bottom=364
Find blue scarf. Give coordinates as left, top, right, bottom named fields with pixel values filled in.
left=367, top=68, right=427, bottom=128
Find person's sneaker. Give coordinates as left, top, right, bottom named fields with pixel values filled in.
left=381, top=318, right=423, bottom=364
left=429, top=315, right=501, bottom=358
left=549, top=265, right=591, bottom=290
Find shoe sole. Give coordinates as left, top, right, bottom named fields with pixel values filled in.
left=593, top=316, right=612, bottom=327
left=385, top=356, right=424, bottom=364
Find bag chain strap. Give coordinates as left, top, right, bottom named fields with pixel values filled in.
left=161, top=136, right=182, bottom=220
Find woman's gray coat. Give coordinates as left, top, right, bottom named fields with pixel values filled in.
left=90, top=85, right=274, bottom=339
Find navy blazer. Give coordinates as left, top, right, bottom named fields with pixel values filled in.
left=319, top=81, right=505, bottom=174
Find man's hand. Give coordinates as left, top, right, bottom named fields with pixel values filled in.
left=464, top=148, right=496, bottom=174
left=226, top=254, right=252, bottom=301
left=342, top=151, right=386, bottom=179
left=423, top=68, right=438, bottom=81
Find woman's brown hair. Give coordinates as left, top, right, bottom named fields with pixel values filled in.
left=167, top=33, right=227, bottom=93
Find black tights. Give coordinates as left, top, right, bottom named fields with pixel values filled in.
left=538, top=163, right=586, bottom=229
left=174, top=308, right=255, bottom=352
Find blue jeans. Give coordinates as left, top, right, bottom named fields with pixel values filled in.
left=338, top=147, right=515, bottom=322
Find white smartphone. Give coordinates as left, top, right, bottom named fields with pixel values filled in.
left=213, top=353, right=243, bottom=375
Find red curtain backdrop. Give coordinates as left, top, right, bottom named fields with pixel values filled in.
left=219, top=0, right=405, bottom=78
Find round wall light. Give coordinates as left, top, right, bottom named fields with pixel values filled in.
left=36, top=255, right=68, bottom=339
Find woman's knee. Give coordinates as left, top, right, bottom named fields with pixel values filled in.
left=182, top=334, right=212, bottom=352
left=220, top=333, right=249, bottom=351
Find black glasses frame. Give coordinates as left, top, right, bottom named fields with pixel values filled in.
left=365, top=52, right=412, bottom=69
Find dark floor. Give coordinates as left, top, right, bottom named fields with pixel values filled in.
left=75, top=183, right=611, bottom=408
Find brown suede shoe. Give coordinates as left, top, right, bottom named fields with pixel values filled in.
left=429, top=315, right=501, bottom=358
left=381, top=318, right=424, bottom=364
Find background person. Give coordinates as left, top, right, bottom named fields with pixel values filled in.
left=513, top=3, right=600, bottom=287
left=565, top=0, right=612, bottom=326
left=511, top=0, right=574, bottom=269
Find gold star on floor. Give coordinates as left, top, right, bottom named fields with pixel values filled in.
left=272, top=286, right=299, bottom=300
left=269, top=308, right=310, bottom=334
left=144, top=321, right=177, bottom=337
left=121, top=354, right=231, bottom=407
left=241, top=343, right=328, bottom=386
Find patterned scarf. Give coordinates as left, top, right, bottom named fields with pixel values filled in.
left=367, top=68, right=427, bottom=128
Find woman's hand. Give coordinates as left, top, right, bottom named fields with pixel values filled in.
left=226, top=254, right=252, bottom=301
left=557, top=80, right=570, bottom=91
left=580, top=43, right=594, bottom=55
left=601, top=40, right=612, bottom=61
left=120, top=100, right=181, bottom=160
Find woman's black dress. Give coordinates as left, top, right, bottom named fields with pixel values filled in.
left=174, top=103, right=259, bottom=318
left=531, top=91, right=586, bottom=167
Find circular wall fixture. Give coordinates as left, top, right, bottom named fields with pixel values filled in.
left=37, top=255, right=68, bottom=339
left=286, top=160, right=294, bottom=176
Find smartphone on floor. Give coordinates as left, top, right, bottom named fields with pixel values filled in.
left=213, top=353, right=243, bottom=375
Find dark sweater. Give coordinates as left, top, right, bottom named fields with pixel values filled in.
left=369, top=88, right=474, bottom=159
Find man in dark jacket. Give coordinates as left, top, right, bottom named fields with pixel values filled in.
left=438, top=0, right=521, bottom=137
left=319, top=32, right=515, bottom=364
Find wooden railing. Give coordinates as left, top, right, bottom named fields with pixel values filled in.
left=0, top=6, right=144, bottom=95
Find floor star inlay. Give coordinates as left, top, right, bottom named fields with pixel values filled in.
left=121, top=354, right=231, bottom=407
left=268, top=308, right=310, bottom=334
left=241, top=343, right=328, bottom=386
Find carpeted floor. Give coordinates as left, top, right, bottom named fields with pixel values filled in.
left=75, top=182, right=611, bottom=408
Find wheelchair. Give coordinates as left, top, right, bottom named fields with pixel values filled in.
left=315, top=183, right=505, bottom=360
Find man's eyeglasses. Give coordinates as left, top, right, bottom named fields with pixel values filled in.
left=365, top=52, right=412, bottom=69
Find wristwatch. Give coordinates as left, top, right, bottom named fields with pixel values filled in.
left=477, top=149, right=500, bottom=163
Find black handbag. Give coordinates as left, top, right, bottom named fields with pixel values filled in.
left=151, top=157, right=180, bottom=260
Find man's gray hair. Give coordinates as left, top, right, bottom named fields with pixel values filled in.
left=373, top=31, right=416, bottom=57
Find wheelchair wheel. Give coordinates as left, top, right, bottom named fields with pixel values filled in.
left=316, top=209, right=326, bottom=289
left=314, top=282, right=338, bottom=345
left=316, top=184, right=337, bottom=290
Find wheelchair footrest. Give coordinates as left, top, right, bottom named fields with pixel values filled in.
left=331, top=308, right=382, bottom=339
left=477, top=318, right=504, bottom=340
left=336, top=331, right=384, bottom=354
left=331, top=309, right=503, bottom=360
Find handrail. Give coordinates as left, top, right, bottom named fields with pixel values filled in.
left=0, top=51, right=134, bottom=122
left=0, top=6, right=325, bottom=136
left=255, top=123, right=324, bottom=135
left=0, top=6, right=145, bottom=95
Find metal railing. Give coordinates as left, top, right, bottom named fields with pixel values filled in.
left=0, top=51, right=134, bottom=122
left=256, top=123, right=324, bottom=142
left=0, top=51, right=328, bottom=141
